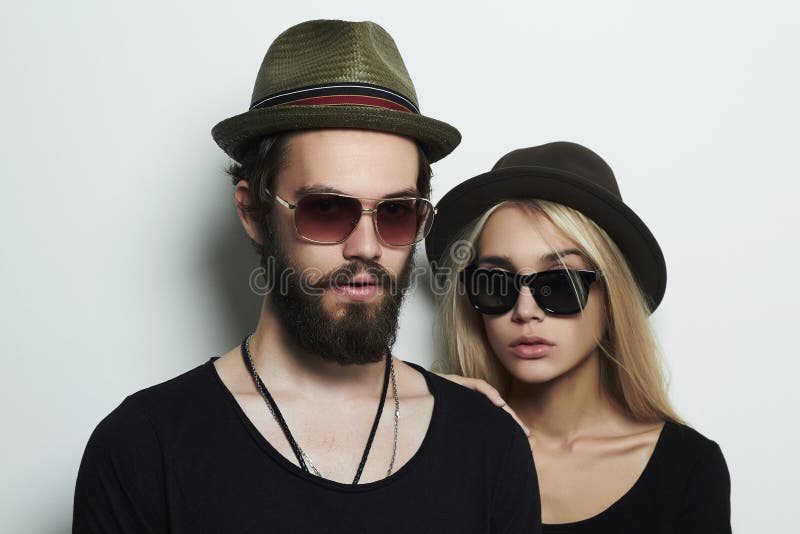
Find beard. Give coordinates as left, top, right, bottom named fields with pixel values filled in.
left=264, top=228, right=416, bottom=366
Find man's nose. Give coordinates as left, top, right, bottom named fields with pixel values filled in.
left=341, top=209, right=382, bottom=262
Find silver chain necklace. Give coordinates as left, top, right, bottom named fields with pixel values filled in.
left=244, top=334, right=400, bottom=480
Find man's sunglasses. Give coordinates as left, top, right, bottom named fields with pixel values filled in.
left=266, top=189, right=436, bottom=246
left=458, top=266, right=601, bottom=316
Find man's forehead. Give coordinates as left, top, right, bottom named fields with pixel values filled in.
left=276, top=129, right=421, bottom=199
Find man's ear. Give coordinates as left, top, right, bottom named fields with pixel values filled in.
left=234, top=181, right=265, bottom=245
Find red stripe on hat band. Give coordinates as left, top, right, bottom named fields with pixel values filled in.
left=274, top=94, right=413, bottom=113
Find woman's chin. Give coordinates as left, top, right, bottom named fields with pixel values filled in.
left=501, top=356, right=565, bottom=384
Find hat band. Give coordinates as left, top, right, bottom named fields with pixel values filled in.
left=249, top=82, right=420, bottom=114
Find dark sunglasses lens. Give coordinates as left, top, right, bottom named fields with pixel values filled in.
left=376, top=199, right=433, bottom=245
left=294, top=194, right=361, bottom=243
left=532, top=270, right=591, bottom=314
left=464, top=269, right=518, bottom=314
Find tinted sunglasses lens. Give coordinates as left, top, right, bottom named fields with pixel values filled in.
left=294, top=194, right=361, bottom=243
left=463, top=269, right=518, bottom=314
left=376, top=199, right=433, bottom=245
left=532, top=270, right=591, bottom=314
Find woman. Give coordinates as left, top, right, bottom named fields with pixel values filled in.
left=425, top=142, right=731, bottom=533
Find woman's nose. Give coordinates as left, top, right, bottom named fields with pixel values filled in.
left=511, top=285, right=546, bottom=323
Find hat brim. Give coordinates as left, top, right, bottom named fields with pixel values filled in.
left=212, top=105, right=461, bottom=164
left=425, top=166, right=667, bottom=312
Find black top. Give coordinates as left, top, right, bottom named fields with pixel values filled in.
left=542, top=420, right=731, bottom=534
left=73, top=358, right=542, bottom=533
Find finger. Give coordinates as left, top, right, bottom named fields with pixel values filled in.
left=439, top=375, right=506, bottom=408
left=501, top=405, right=531, bottom=436
left=432, top=373, right=530, bottom=436
left=432, top=372, right=468, bottom=386
left=455, top=377, right=531, bottom=437
left=471, top=381, right=506, bottom=408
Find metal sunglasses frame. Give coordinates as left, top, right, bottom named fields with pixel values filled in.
left=265, top=188, right=437, bottom=246
left=458, top=265, right=602, bottom=315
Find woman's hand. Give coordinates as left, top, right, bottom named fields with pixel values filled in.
left=433, top=373, right=531, bottom=436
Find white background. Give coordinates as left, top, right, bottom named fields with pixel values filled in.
left=2, top=1, right=797, bottom=532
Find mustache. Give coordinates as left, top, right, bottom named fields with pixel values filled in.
left=310, top=261, right=397, bottom=289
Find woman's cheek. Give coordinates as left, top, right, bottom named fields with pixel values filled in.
left=482, top=317, right=510, bottom=355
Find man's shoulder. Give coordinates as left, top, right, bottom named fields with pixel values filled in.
left=88, top=360, right=216, bottom=447
left=404, top=361, right=521, bottom=441
left=124, top=359, right=215, bottom=412
left=74, top=362, right=219, bottom=532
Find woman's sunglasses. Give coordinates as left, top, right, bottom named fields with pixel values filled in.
left=459, top=266, right=601, bottom=315
left=266, top=189, right=436, bottom=246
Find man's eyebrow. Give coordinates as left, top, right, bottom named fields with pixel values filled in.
left=293, top=184, right=420, bottom=198
left=476, top=249, right=584, bottom=270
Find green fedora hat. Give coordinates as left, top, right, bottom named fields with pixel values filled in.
left=212, top=19, right=461, bottom=163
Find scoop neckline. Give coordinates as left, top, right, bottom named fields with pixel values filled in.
left=541, top=420, right=671, bottom=531
left=205, top=356, right=441, bottom=493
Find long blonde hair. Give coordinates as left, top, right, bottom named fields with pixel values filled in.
left=431, top=199, right=682, bottom=424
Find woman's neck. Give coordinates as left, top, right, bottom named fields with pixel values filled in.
left=507, top=351, right=618, bottom=445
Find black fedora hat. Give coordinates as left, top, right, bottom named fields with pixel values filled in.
left=425, top=141, right=667, bottom=312
left=212, top=19, right=461, bottom=164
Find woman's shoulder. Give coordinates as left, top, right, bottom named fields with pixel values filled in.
left=660, top=420, right=725, bottom=462
left=653, top=420, right=730, bottom=490
left=652, top=422, right=732, bottom=529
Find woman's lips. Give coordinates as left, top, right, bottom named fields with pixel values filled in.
left=510, top=343, right=554, bottom=359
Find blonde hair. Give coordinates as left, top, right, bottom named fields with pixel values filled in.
left=431, top=199, right=682, bottom=424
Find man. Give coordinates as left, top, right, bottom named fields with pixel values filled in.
left=73, top=19, right=541, bottom=533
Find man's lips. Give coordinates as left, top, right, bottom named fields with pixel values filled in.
left=332, top=274, right=379, bottom=289
left=331, top=273, right=381, bottom=300
left=346, top=274, right=379, bottom=286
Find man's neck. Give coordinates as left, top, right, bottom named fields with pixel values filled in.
left=249, top=297, right=388, bottom=402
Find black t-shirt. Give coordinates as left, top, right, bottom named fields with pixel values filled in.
left=542, top=420, right=731, bottom=534
left=73, top=358, right=542, bottom=533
